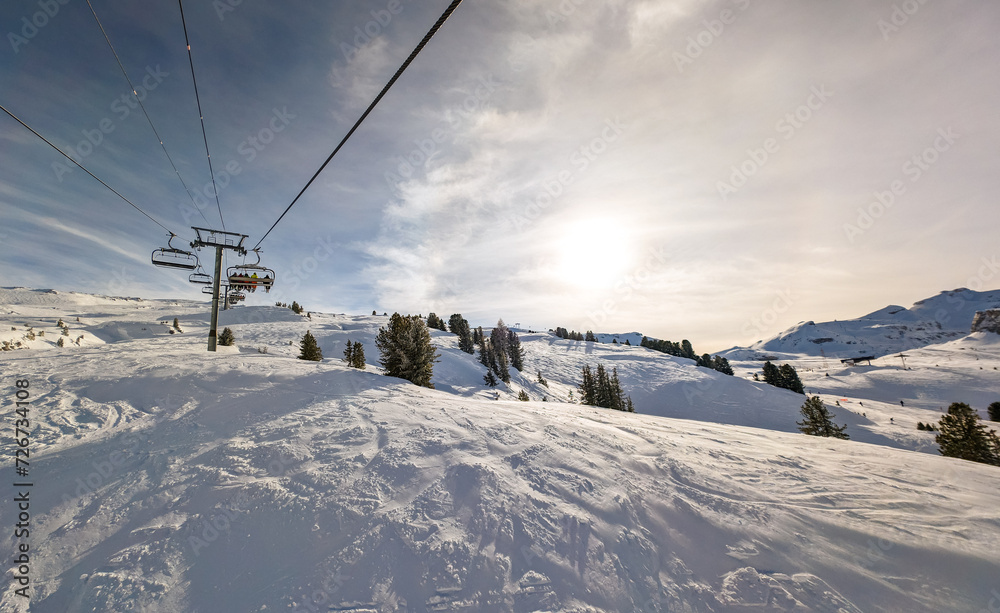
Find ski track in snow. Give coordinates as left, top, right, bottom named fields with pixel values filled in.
left=1, top=288, right=999, bottom=612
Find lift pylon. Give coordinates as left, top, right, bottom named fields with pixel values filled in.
left=190, top=228, right=248, bottom=352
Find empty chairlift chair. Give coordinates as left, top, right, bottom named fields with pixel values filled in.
left=188, top=265, right=213, bottom=285
left=152, top=234, right=199, bottom=270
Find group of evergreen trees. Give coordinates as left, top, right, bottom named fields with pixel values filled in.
left=478, top=320, right=524, bottom=387
left=447, top=314, right=476, bottom=354
left=579, top=364, right=634, bottom=412
left=797, top=396, right=849, bottom=439
left=342, top=340, right=366, bottom=369
left=640, top=336, right=733, bottom=376
left=641, top=336, right=695, bottom=358
left=761, top=361, right=804, bottom=394
left=425, top=313, right=448, bottom=332
left=553, top=327, right=594, bottom=342
left=376, top=313, right=439, bottom=388
left=935, top=402, right=1000, bottom=466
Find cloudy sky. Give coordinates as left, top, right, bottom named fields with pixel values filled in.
left=2, top=0, right=998, bottom=351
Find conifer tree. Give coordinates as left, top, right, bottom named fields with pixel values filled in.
left=579, top=365, right=596, bottom=406
left=352, top=342, right=366, bottom=369
left=373, top=310, right=377, bottom=316
left=342, top=340, right=355, bottom=365
left=536, top=371, right=548, bottom=387
left=448, top=314, right=475, bottom=354
left=762, top=361, right=781, bottom=386
left=218, top=327, right=235, bottom=346
left=712, top=356, right=734, bottom=376
left=375, top=313, right=439, bottom=388
left=936, top=402, right=1000, bottom=465
left=778, top=364, right=805, bottom=394
left=797, top=396, right=849, bottom=439
left=483, top=370, right=498, bottom=387
left=517, top=390, right=530, bottom=401
left=507, top=329, right=525, bottom=371
left=989, top=401, right=1000, bottom=422
left=585, top=330, right=597, bottom=342
left=298, top=330, right=323, bottom=361
left=681, top=339, right=695, bottom=359
left=426, top=312, right=445, bottom=331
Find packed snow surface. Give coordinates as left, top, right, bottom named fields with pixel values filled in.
left=1, top=288, right=999, bottom=612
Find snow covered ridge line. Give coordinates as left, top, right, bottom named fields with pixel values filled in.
left=722, top=287, right=1000, bottom=359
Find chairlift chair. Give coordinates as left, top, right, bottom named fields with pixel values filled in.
left=152, top=233, right=199, bottom=270
left=227, top=249, right=275, bottom=293
left=189, top=266, right=212, bottom=285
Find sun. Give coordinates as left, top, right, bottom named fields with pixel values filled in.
left=550, top=218, right=635, bottom=285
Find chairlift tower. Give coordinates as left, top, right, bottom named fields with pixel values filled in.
left=190, top=227, right=248, bottom=351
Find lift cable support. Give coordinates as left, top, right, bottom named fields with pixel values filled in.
left=84, top=0, right=212, bottom=226
left=228, top=248, right=274, bottom=294
left=253, top=0, right=465, bottom=250
left=177, top=0, right=226, bottom=230
left=0, top=102, right=176, bottom=236
left=190, top=227, right=248, bottom=351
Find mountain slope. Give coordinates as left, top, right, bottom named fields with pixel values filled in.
left=1, top=289, right=999, bottom=612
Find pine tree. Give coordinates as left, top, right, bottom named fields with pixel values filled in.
left=778, top=364, right=805, bottom=394
left=426, top=312, right=443, bottom=330
left=517, top=390, right=530, bottom=401
left=507, top=329, right=525, bottom=371
left=585, top=330, right=597, bottom=342
left=989, top=401, right=1000, bottom=422
left=490, top=322, right=511, bottom=383
left=173, top=317, right=180, bottom=329
left=762, top=361, right=781, bottom=386
left=681, top=339, right=695, bottom=359
left=483, top=370, right=498, bottom=387
left=936, top=402, right=1000, bottom=465
left=536, top=371, right=548, bottom=387
left=352, top=342, right=366, bottom=369
left=372, top=310, right=377, bottom=316
left=57, top=337, right=65, bottom=347
left=343, top=340, right=355, bottom=364
left=579, top=365, right=596, bottom=406
left=448, top=314, right=475, bottom=354
left=473, top=326, right=484, bottom=347
left=797, top=396, right=849, bottom=439
left=290, top=301, right=303, bottom=315
left=298, top=331, right=323, bottom=361
left=218, top=327, right=235, bottom=346
left=712, top=356, right=734, bottom=376
left=624, top=339, right=631, bottom=346
left=375, top=313, right=439, bottom=388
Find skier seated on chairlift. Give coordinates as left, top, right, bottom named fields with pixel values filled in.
left=250, top=272, right=258, bottom=292
left=262, top=273, right=272, bottom=293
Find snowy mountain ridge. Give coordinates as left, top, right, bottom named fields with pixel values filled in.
left=720, top=287, right=1000, bottom=360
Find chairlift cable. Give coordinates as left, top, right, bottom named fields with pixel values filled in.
left=0, top=102, right=175, bottom=235
left=177, top=0, right=226, bottom=230
left=253, top=0, right=465, bottom=249
left=85, top=0, right=212, bottom=227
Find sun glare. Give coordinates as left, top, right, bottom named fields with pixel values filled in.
left=550, top=218, right=635, bottom=285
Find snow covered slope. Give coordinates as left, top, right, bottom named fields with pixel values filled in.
left=1, top=288, right=999, bottom=612
left=721, top=288, right=1000, bottom=360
